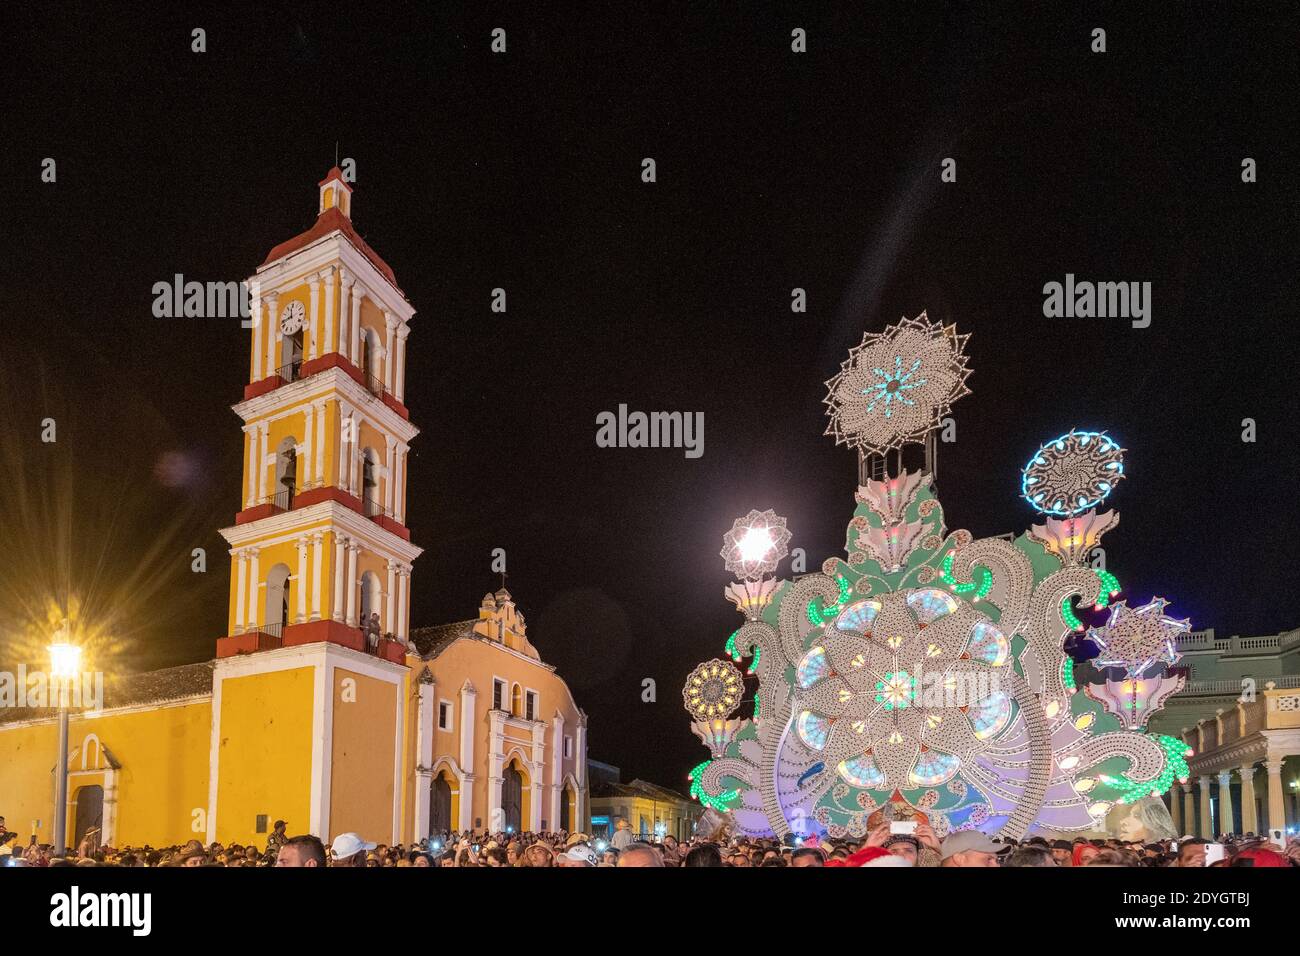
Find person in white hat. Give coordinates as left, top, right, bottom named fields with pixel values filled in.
left=329, top=832, right=377, bottom=867
left=940, top=830, right=1011, bottom=867
left=558, top=843, right=598, bottom=867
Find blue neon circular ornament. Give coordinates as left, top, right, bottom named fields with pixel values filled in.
left=1021, top=430, right=1125, bottom=516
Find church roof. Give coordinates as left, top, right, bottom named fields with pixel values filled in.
left=260, top=205, right=401, bottom=292
left=409, top=619, right=480, bottom=660
left=0, top=660, right=215, bottom=725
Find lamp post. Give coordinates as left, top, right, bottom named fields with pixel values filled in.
left=48, top=640, right=82, bottom=857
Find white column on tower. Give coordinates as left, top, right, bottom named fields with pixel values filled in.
left=250, top=295, right=264, bottom=381
left=397, top=566, right=409, bottom=640
left=395, top=444, right=407, bottom=522
left=264, top=292, right=280, bottom=375
left=234, top=550, right=248, bottom=633
left=345, top=542, right=360, bottom=626
left=350, top=286, right=364, bottom=369
left=311, top=531, right=324, bottom=621
left=332, top=534, right=346, bottom=622
left=243, top=426, right=256, bottom=508
left=307, top=275, right=322, bottom=361
left=321, top=267, right=336, bottom=356
left=246, top=548, right=260, bottom=630
left=295, top=536, right=309, bottom=623
left=339, top=270, right=354, bottom=364
left=314, top=399, right=326, bottom=486
left=257, top=421, right=270, bottom=500
left=383, top=311, right=398, bottom=393
left=384, top=436, right=397, bottom=514
left=395, top=323, right=410, bottom=403
left=386, top=560, right=397, bottom=637
left=339, top=405, right=352, bottom=495
left=302, top=404, right=316, bottom=486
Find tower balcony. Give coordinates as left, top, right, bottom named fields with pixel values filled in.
left=216, top=619, right=409, bottom=663
left=242, top=351, right=409, bottom=420
left=234, top=482, right=410, bottom=540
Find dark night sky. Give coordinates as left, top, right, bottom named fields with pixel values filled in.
left=2, top=4, right=1297, bottom=789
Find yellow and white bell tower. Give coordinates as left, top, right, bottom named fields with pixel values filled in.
left=217, top=167, right=422, bottom=661
left=202, top=169, right=424, bottom=846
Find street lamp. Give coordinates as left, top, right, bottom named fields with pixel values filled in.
left=48, top=639, right=82, bottom=857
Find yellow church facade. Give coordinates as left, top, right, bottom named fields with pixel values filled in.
left=0, top=170, right=588, bottom=850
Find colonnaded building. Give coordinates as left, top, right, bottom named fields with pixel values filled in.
left=0, top=170, right=589, bottom=849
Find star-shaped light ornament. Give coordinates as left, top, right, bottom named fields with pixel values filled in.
left=1087, top=598, right=1190, bottom=678
left=824, top=313, right=972, bottom=455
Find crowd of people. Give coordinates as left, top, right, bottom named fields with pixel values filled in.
left=3, top=813, right=1297, bottom=868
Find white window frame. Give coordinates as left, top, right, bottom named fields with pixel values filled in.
left=438, top=698, right=454, bottom=732
left=564, top=735, right=574, bottom=759
left=524, top=688, right=539, bottom=722
left=492, top=676, right=508, bottom=713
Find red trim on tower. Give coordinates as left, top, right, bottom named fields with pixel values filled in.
left=261, top=206, right=400, bottom=291
left=318, top=166, right=354, bottom=192
left=243, top=375, right=284, bottom=401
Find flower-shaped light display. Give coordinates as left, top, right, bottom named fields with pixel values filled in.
left=823, top=312, right=971, bottom=454
left=1087, top=598, right=1189, bottom=677
left=720, top=510, right=791, bottom=582
left=792, top=587, right=1012, bottom=793
left=682, top=659, right=745, bottom=721
left=1021, top=430, right=1125, bottom=517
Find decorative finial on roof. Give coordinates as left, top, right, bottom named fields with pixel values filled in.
left=318, top=166, right=353, bottom=219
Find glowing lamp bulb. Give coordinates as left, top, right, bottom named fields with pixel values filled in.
left=48, top=642, right=82, bottom=680
left=737, top=527, right=774, bottom=563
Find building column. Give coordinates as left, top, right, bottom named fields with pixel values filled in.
left=414, top=673, right=435, bottom=841
left=396, top=567, right=409, bottom=640
left=302, top=403, right=315, bottom=486
left=1181, top=783, right=1195, bottom=837
left=345, top=542, right=360, bottom=626
left=310, top=532, right=324, bottom=621
left=1217, top=771, right=1236, bottom=836
left=256, top=421, right=270, bottom=500
left=234, top=550, right=248, bottom=633
left=250, top=295, right=264, bottom=381
left=575, top=716, right=588, bottom=831
left=459, top=681, right=477, bottom=831
left=488, top=710, right=505, bottom=831
left=332, top=534, right=346, bottom=622
left=551, top=714, right=565, bottom=832
left=384, top=311, right=398, bottom=393
left=1169, top=785, right=1182, bottom=834
left=314, top=399, right=326, bottom=485
left=1265, top=758, right=1286, bottom=833
left=1198, top=775, right=1214, bottom=838
left=530, top=722, right=546, bottom=831
left=385, top=560, right=397, bottom=637
left=350, top=286, right=364, bottom=368
left=295, top=537, right=309, bottom=623
left=264, top=292, right=280, bottom=375
left=384, top=436, right=397, bottom=514
left=339, top=271, right=354, bottom=364
left=1237, top=764, right=1258, bottom=835
left=243, top=426, right=256, bottom=507
left=321, top=267, right=336, bottom=355
left=246, top=548, right=260, bottom=630
left=307, top=275, right=322, bottom=360
left=340, top=406, right=353, bottom=495
left=395, top=323, right=410, bottom=403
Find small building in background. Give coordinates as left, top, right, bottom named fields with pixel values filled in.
left=587, top=761, right=699, bottom=842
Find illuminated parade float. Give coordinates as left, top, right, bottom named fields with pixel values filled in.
left=684, top=314, right=1191, bottom=840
